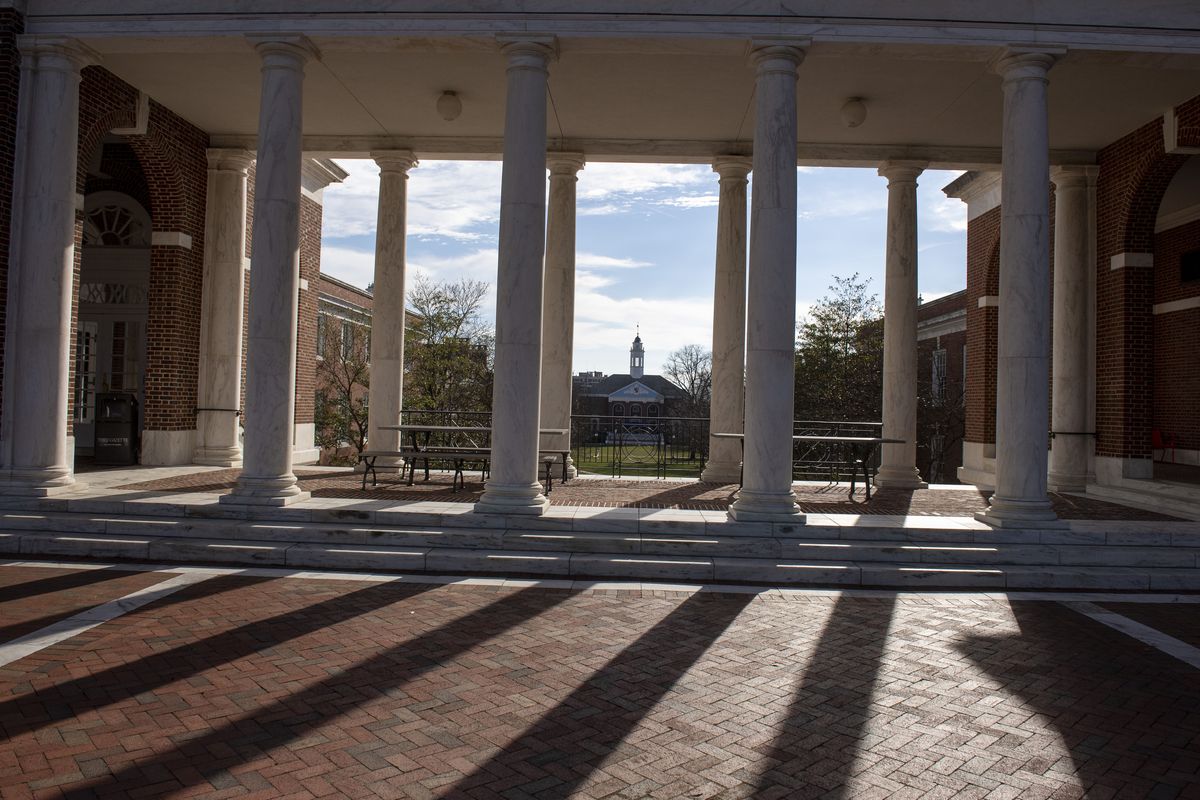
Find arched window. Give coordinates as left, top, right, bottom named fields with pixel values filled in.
left=82, top=192, right=151, bottom=248
left=629, top=403, right=642, bottom=417
left=647, top=405, right=659, bottom=417
left=612, top=403, right=625, bottom=416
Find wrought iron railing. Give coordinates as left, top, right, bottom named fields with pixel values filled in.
left=391, top=411, right=883, bottom=482
left=570, top=415, right=709, bottom=478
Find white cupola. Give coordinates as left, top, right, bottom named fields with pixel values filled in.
left=630, top=328, right=645, bottom=379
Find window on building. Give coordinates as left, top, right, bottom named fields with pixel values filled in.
left=648, top=405, right=659, bottom=417
left=629, top=403, right=642, bottom=417
left=316, top=315, right=326, bottom=358
left=342, top=320, right=353, bottom=360
left=612, top=403, right=625, bottom=416
left=932, top=348, right=947, bottom=402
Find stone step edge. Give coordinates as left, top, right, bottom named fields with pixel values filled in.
left=6, top=531, right=1200, bottom=591
left=1, top=508, right=1191, bottom=547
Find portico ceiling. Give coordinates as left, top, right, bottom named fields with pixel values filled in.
left=23, top=2, right=1200, bottom=166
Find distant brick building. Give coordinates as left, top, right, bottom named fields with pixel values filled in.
left=916, top=290, right=966, bottom=484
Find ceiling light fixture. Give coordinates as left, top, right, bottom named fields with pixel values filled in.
left=437, top=90, right=463, bottom=122
left=841, top=97, right=867, bottom=128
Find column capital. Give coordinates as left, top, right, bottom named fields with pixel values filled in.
left=248, top=34, right=320, bottom=68
left=497, top=35, right=556, bottom=70
left=547, top=151, right=585, bottom=176
left=206, top=148, right=254, bottom=174
left=713, top=156, right=751, bottom=180
left=878, top=160, right=926, bottom=184
left=748, top=38, right=809, bottom=74
left=990, top=45, right=1065, bottom=82
left=371, top=150, right=418, bottom=175
left=1050, top=164, right=1098, bottom=189
left=16, top=35, right=98, bottom=71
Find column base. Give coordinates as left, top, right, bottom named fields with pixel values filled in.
left=700, top=461, right=742, bottom=484
left=475, top=481, right=549, bottom=516
left=975, top=495, right=1067, bottom=529
left=728, top=489, right=805, bottom=523
left=1047, top=470, right=1087, bottom=493
left=872, top=466, right=928, bottom=490
left=220, top=474, right=310, bottom=507
left=0, top=468, right=80, bottom=497
left=193, top=445, right=243, bottom=468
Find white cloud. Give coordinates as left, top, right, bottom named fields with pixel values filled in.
left=321, top=245, right=376, bottom=290
left=658, top=194, right=720, bottom=209
left=920, top=169, right=968, bottom=234
left=576, top=252, right=651, bottom=270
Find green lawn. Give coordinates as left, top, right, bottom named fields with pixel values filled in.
left=571, top=444, right=705, bottom=478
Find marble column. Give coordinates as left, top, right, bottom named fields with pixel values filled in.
left=729, top=40, right=808, bottom=523
left=365, top=151, right=417, bottom=469
left=0, top=38, right=94, bottom=494
left=702, top=156, right=751, bottom=485
left=539, top=152, right=584, bottom=480
left=978, top=47, right=1064, bottom=528
left=874, top=161, right=928, bottom=489
left=223, top=37, right=315, bottom=507
left=475, top=37, right=555, bottom=516
left=1048, top=166, right=1094, bottom=492
left=194, top=149, right=254, bottom=466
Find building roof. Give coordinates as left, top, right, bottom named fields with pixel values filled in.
left=582, top=373, right=686, bottom=399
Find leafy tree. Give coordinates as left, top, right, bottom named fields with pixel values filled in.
left=794, top=273, right=883, bottom=423
left=403, top=276, right=494, bottom=414
left=917, top=354, right=965, bottom=484
left=662, top=344, right=712, bottom=417
left=315, top=313, right=371, bottom=465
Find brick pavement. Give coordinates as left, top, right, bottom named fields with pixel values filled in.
left=1099, top=602, right=1200, bottom=650
left=0, top=566, right=169, bottom=642
left=113, top=469, right=1179, bottom=520
left=0, top=568, right=1199, bottom=798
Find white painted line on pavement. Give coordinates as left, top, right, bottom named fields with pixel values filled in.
left=1062, top=601, right=1200, bottom=671
left=0, top=572, right=209, bottom=668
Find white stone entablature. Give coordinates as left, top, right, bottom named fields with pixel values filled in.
left=608, top=382, right=663, bottom=404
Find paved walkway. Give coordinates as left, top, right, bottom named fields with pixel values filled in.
left=0, top=560, right=1198, bottom=798
left=113, top=468, right=1178, bottom=520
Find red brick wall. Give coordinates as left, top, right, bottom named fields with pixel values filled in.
left=917, top=291, right=967, bottom=483
left=1153, top=218, right=1200, bottom=450
left=963, top=207, right=1000, bottom=446
left=0, top=9, right=24, bottom=422
left=296, top=196, right=322, bottom=428
left=74, top=70, right=210, bottom=440
left=1093, top=98, right=1199, bottom=460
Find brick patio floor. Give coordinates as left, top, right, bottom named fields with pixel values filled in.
left=1, top=565, right=1199, bottom=798
left=112, top=469, right=1178, bottom=520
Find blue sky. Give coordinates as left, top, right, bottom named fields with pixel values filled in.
left=320, top=160, right=966, bottom=376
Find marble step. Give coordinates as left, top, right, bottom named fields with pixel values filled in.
left=1085, top=482, right=1200, bottom=522
left=12, top=530, right=1200, bottom=590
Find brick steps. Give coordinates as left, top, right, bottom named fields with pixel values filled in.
left=2, top=507, right=1199, bottom=590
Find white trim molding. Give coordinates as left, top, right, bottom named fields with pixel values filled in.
left=1156, top=202, right=1200, bottom=233
left=1153, top=296, right=1200, bottom=316
left=151, top=231, right=193, bottom=249
left=943, top=170, right=1002, bottom=221
left=1110, top=252, right=1153, bottom=271
left=111, top=91, right=150, bottom=136
left=1164, top=107, right=1200, bottom=155
left=977, top=295, right=1000, bottom=308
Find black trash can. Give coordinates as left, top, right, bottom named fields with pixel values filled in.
left=94, top=392, right=139, bottom=466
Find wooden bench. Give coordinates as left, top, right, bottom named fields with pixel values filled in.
left=358, top=449, right=564, bottom=493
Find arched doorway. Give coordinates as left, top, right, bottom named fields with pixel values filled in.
left=74, top=185, right=150, bottom=460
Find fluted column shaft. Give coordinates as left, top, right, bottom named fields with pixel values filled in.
left=1048, top=166, right=1093, bottom=492
left=729, top=41, right=807, bottom=523
left=225, top=38, right=315, bottom=506
left=366, top=151, right=417, bottom=467
left=194, top=149, right=254, bottom=466
left=979, top=48, right=1063, bottom=528
left=476, top=38, right=555, bottom=516
left=702, top=157, right=750, bottom=484
left=539, top=152, right=584, bottom=480
left=0, top=38, right=93, bottom=494
left=875, top=162, right=928, bottom=489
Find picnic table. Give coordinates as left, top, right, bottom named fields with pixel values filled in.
left=357, top=424, right=570, bottom=492
left=712, top=432, right=904, bottom=500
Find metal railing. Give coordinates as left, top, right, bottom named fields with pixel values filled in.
left=392, top=411, right=883, bottom=481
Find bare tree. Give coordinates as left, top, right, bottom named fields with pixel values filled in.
left=404, top=277, right=494, bottom=413
left=314, top=313, right=371, bottom=464
left=663, top=344, right=712, bottom=417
